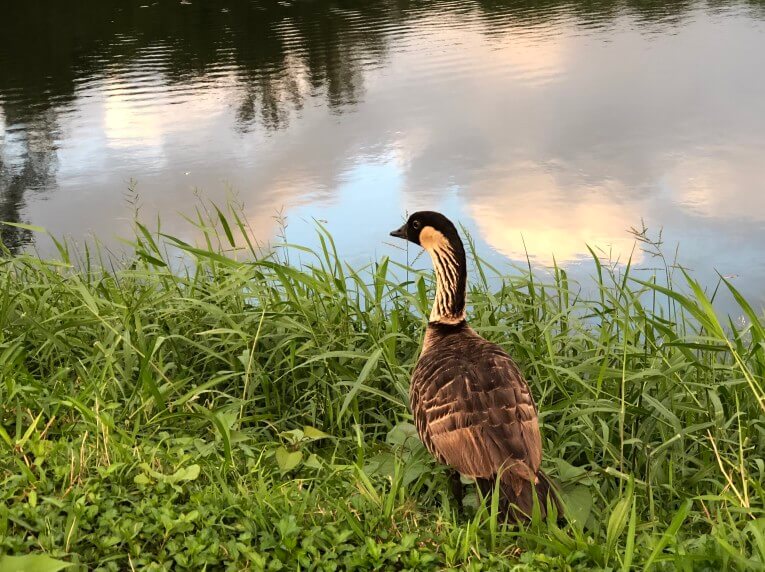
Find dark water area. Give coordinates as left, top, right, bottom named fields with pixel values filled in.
left=1, top=0, right=765, bottom=313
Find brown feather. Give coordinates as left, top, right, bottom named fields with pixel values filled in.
left=411, top=321, right=559, bottom=521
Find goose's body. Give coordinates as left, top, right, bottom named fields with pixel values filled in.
left=390, top=211, right=560, bottom=521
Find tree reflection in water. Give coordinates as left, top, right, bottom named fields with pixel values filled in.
left=1, top=0, right=763, bottom=251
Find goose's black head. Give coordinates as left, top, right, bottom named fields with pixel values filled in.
left=389, top=211, right=461, bottom=248
left=390, top=210, right=468, bottom=323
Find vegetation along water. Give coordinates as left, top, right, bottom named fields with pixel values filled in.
left=0, top=208, right=763, bottom=570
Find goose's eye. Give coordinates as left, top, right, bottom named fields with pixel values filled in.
left=412, top=220, right=421, bottom=230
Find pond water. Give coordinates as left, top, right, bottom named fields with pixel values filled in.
left=1, top=0, right=764, bottom=312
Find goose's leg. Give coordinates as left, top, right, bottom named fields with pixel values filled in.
left=449, top=469, right=464, bottom=507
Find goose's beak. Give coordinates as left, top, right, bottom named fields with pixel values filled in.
left=389, top=224, right=407, bottom=240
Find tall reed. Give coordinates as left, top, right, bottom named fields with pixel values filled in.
left=0, top=205, right=763, bottom=570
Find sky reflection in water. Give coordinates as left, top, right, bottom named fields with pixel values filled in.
left=1, top=0, right=764, bottom=312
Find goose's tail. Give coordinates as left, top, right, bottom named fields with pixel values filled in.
left=477, top=469, right=564, bottom=523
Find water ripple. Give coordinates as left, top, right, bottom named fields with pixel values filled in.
left=0, top=0, right=764, bottom=314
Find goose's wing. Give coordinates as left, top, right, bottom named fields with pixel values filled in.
left=411, top=343, right=542, bottom=484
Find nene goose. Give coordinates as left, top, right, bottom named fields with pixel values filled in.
left=390, top=211, right=561, bottom=522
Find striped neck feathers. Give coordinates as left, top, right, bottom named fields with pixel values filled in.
left=419, top=225, right=467, bottom=324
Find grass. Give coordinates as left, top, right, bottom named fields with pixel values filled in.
left=0, top=203, right=764, bottom=571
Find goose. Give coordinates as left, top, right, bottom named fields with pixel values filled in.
left=390, top=211, right=561, bottom=522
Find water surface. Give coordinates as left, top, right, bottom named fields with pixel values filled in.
left=1, top=0, right=764, bottom=310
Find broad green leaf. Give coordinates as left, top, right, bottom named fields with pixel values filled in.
left=275, top=447, right=302, bottom=472
left=302, top=426, right=331, bottom=440
left=402, top=460, right=430, bottom=487
left=303, top=454, right=322, bottom=470
left=561, top=485, right=592, bottom=529
left=0, top=554, right=72, bottom=572
left=169, top=464, right=201, bottom=483
left=364, top=452, right=396, bottom=478
left=555, top=459, right=587, bottom=481
left=386, top=422, right=419, bottom=448
left=281, top=429, right=305, bottom=444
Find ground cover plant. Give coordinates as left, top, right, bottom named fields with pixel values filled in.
left=0, top=205, right=764, bottom=571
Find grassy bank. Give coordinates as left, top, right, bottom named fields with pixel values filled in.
left=1, top=208, right=764, bottom=571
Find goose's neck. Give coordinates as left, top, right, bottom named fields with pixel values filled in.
left=421, top=228, right=467, bottom=324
